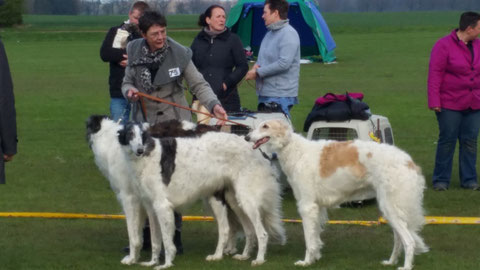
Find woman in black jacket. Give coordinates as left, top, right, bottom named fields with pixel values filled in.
left=191, top=5, right=248, bottom=113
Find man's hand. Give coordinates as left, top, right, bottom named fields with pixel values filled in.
left=3, top=154, right=14, bottom=162
left=213, top=104, right=228, bottom=125
left=245, top=64, right=260, bottom=80
left=127, top=88, right=139, bottom=102
left=430, top=107, right=441, bottom=112
left=119, top=54, right=128, bottom=68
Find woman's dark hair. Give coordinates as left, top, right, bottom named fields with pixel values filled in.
left=139, top=11, right=167, bottom=34
left=198, top=5, right=225, bottom=27
left=459, top=11, right=480, bottom=31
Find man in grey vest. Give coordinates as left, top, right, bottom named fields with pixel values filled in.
left=122, top=11, right=228, bottom=255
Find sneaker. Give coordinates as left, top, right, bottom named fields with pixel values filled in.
left=433, top=184, right=448, bottom=191
left=462, top=183, right=480, bottom=191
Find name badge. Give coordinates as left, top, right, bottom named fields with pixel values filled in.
left=168, top=67, right=181, bottom=78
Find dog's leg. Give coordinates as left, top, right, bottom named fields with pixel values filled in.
left=140, top=205, right=163, bottom=267
left=381, top=230, right=402, bottom=266
left=120, top=195, right=146, bottom=265
left=233, top=193, right=269, bottom=266
left=224, top=208, right=240, bottom=255
left=205, top=196, right=229, bottom=261
left=295, top=203, right=322, bottom=267
left=224, top=191, right=255, bottom=261
left=314, top=207, right=328, bottom=261
left=152, top=200, right=176, bottom=270
left=379, top=209, right=415, bottom=270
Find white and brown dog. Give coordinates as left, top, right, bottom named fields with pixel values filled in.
left=246, top=119, right=428, bottom=270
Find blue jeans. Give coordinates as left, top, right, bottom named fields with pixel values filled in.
left=110, top=98, right=130, bottom=124
left=433, top=109, right=480, bottom=188
left=258, top=96, right=298, bottom=117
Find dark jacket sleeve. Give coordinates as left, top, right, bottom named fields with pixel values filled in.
left=100, top=26, right=126, bottom=63
left=224, top=34, right=248, bottom=89
left=0, top=40, right=17, bottom=156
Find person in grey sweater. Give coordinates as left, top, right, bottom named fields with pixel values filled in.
left=245, top=0, right=300, bottom=117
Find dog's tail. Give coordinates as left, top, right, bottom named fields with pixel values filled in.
left=261, top=176, right=287, bottom=245
left=263, top=206, right=287, bottom=245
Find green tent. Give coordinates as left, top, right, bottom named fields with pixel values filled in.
left=226, top=0, right=336, bottom=63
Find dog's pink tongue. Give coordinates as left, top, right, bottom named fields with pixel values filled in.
left=253, top=137, right=269, bottom=149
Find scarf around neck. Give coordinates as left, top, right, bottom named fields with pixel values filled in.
left=130, top=40, right=170, bottom=93
left=267, top=19, right=289, bottom=31
left=203, top=27, right=227, bottom=39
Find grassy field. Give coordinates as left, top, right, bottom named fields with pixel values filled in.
left=0, top=11, right=479, bottom=269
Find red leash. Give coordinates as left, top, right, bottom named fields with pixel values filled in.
left=136, top=92, right=249, bottom=128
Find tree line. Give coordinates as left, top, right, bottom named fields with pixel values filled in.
left=2, top=0, right=480, bottom=27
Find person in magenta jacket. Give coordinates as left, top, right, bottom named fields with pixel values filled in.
left=428, top=11, right=480, bottom=191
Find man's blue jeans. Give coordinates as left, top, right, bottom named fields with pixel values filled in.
left=433, top=108, right=480, bottom=188
left=110, top=97, right=130, bottom=124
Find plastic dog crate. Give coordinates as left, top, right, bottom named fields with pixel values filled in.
left=306, top=114, right=394, bottom=145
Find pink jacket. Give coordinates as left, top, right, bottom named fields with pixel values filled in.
left=428, top=30, right=480, bottom=110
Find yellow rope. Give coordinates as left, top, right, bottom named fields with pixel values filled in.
left=1, top=212, right=480, bottom=225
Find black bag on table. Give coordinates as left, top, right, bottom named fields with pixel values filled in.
left=303, top=92, right=370, bottom=132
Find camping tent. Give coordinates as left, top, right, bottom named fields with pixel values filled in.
left=226, top=0, right=336, bottom=63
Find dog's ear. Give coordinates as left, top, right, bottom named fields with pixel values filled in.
left=86, top=115, right=108, bottom=134
left=117, top=125, right=129, bottom=146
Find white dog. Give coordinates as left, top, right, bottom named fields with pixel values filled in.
left=246, top=119, right=428, bottom=270
left=86, top=116, right=251, bottom=266
left=87, top=115, right=158, bottom=265
left=118, top=121, right=286, bottom=269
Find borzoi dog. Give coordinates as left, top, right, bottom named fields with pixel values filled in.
left=118, top=122, right=286, bottom=269
left=87, top=115, right=156, bottom=265
left=86, top=116, right=248, bottom=266
left=246, top=119, right=428, bottom=270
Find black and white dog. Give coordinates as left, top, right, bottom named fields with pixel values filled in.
left=86, top=116, right=256, bottom=267
left=118, top=121, right=286, bottom=269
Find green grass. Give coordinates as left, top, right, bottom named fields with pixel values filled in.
left=0, top=11, right=479, bottom=269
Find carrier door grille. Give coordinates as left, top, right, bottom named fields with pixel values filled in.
left=311, top=127, right=358, bottom=141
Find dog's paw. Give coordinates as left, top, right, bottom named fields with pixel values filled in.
left=251, top=259, right=265, bottom=266
left=397, top=267, right=412, bottom=270
left=224, top=247, right=238, bottom=255
left=232, top=254, right=250, bottom=261
left=206, top=254, right=223, bottom=261
left=120, top=255, right=137, bottom=265
left=381, top=259, right=396, bottom=266
left=294, top=260, right=312, bottom=267
left=154, top=262, right=174, bottom=270
left=140, top=260, right=158, bottom=267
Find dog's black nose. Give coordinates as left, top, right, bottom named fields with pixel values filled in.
left=245, top=135, right=250, bottom=142
left=137, top=149, right=144, bottom=155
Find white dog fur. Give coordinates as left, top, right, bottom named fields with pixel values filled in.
left=86, top=116, right=253, bottom=267
left=118, top=122, right=286, bottom=269
left=246, top=119, right=428, bottom=270
left=87, top=115, right=158, bottom=266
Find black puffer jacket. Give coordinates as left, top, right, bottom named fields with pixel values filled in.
left=100, top=23, right=142, bottom=98
left=191, top=28, right=248, bottom=112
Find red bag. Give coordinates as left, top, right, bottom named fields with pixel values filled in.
left=315, top=92, right=364, bottom=106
